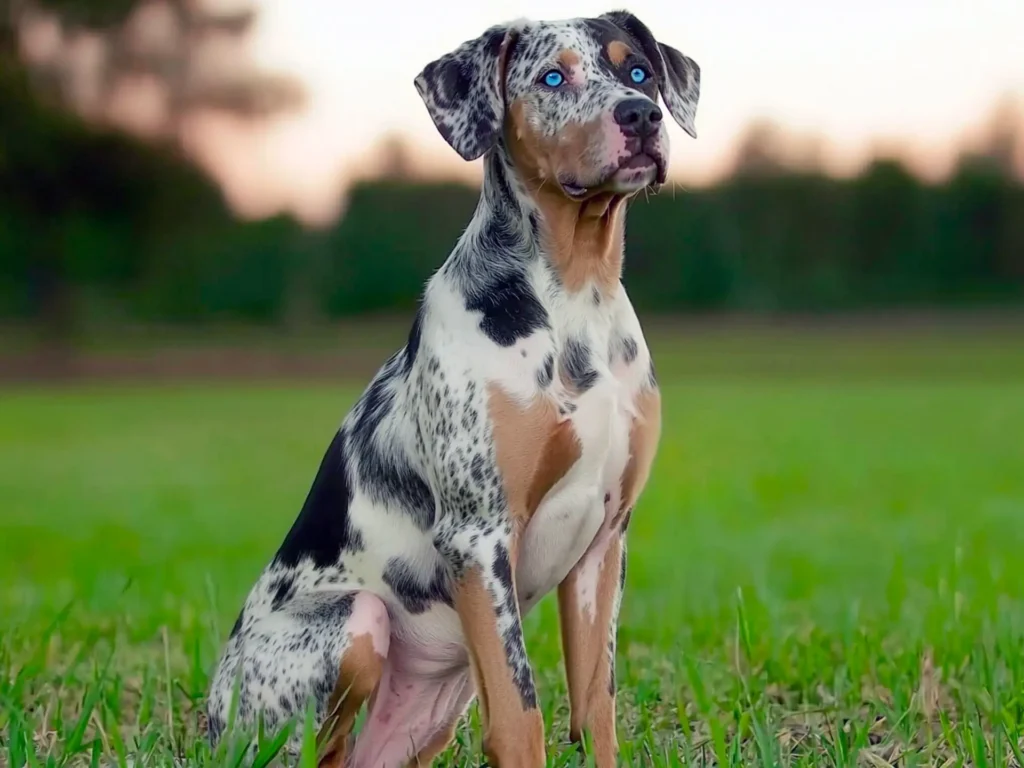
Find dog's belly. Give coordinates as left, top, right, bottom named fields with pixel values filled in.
left=516, top=375, right=634, bottom=613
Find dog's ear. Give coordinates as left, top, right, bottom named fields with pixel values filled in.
left=414, top=24, right=520, bottom=161
left=600, top=11, right=701, bottom=138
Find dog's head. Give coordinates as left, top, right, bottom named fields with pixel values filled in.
left=414, top=10, right=700, bottom=201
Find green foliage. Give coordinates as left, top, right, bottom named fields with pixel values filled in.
left=1, top=47, right=1022, bottom=329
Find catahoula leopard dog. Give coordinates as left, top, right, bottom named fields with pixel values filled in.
left=207, top=9, right=700, bottom=767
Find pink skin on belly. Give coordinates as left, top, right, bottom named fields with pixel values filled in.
left=345, top=634, right=473, bottom=767
left=342, top=600, right=473, bottom=768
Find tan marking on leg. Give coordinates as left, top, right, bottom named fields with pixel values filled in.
left=558, top=536, right=622, bottom=768
left=317, top=633, right=386, bottom=768
left=506, top=100, right=627, bottom=298
left=489, top=384, right=581, bottom=524
left=606, top=40, right=631, bottom=66
left=616, top=385, right=661, bottom=527
left=454, top=567, right=545, bottom=767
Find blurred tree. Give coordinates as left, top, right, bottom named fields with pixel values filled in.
left=0, top=0, right=302, bottom=348
left=970, top=93, right=1024, bottom=179
left=374, top=133, right=417, bottom=181
left=729, top=119, right=791, bottom=178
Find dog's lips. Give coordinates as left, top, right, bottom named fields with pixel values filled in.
left=620, top=153, right=657, bottom=171
left=559, top=149, right=664, bottom=201
left=559, top=179, right=590, bottom=199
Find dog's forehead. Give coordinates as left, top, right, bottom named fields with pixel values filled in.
left=512, top=17, right=632, bottom=70
left=502, top=17, right=641, bottom=99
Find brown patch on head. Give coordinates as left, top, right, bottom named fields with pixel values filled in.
left=558, top=48, right=580, bottom=70
left=454, top=568, right=547, bottom=765
left=607, top=40, right=631, bottom=66
left=506, top=99, right=595, bottom=188
left=317, top=633, right=386, bottom=767
left=488, top=383, right=581, bottom=523
left=506, top=99, right=627, bottom=298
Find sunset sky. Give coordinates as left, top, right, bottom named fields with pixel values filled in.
left=171, top=0, right=1024, bottom=222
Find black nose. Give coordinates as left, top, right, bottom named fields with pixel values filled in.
left=613, top=98, right=663, bottom=135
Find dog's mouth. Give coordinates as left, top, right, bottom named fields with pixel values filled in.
left=558, top=151, right=665, bottom=201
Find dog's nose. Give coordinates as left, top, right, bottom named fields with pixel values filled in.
left=614, top=98, right=663, bottom=135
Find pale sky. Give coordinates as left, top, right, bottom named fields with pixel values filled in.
left=184, top=0, right=1024, bottom=223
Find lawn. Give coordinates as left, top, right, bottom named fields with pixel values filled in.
left=2, top=324, right=1024, bottom=766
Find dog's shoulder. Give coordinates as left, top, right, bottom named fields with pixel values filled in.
left=413, top=257, right=557, bottom=393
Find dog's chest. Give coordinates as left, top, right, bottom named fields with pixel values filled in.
left=514, top=302, right=648, bottom=611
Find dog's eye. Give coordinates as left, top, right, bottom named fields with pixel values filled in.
left=541, top=70, right=565, bottom=88
left=629, top=66, right=649, bottom=84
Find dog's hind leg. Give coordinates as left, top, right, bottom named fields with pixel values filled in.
left=316, top=593, right=391, bottom=767
left=207, top=590, right=391, bottom=766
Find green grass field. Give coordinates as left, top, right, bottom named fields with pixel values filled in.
left=3, top=325, right=1024, bottom=766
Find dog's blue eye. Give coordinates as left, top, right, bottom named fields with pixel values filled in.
left=630, top=66, right=648, bottom=84
left=543, top=70, right=564, bottom=87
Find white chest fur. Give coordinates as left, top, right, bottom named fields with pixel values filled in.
left=515, top=286, right=649, bottom=613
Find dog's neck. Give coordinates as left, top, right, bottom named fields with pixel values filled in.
left=474, top=146, right=628, bottom=300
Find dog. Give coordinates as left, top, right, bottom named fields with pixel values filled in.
left=206, top=9, right=700, bottom=767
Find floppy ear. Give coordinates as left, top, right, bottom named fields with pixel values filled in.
left=414, top=24, right=520, bottom=161
left=600, top=10, right=701, bottom=138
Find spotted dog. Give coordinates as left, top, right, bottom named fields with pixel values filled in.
left=207, top=9, right=700, bottom=767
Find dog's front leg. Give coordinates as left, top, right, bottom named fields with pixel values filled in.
left=449, top=528, right=545, bottom=768
left=558, top=384, right=661, bottom=767
left=557, top=532, right=624, bottom=767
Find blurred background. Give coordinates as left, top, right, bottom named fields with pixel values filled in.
left=2, top=5, right=1024, bottom=761
left=0, top=0, right=1022, bottom=378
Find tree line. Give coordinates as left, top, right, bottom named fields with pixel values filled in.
left=2, top=141, right=1022, bottom=333
left=1, top=1, right=1022, bottom=334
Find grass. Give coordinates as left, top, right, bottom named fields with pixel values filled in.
left=2, top=324, right=1024, bottom=765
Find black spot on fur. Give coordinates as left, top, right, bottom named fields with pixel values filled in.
left=592, top=286, right=602, bottom=305
left=608, top=637, right=617, bottom=695
left=404, top=303, right=424, bottom=374
left=351, top=357, right=436, bottom=529
left=207, top=713, right=224, bottom=743
left=270, top=574, right=297, bottom=611
left=503, top=626, right=538, bottom=709
left=294, top=592, right=354, bottom=624
left=646, top=359, right=658, bottom=388
left=493, top=543, right=514, bottom=600
left=528, top=212, right=541, bottom=242
left=536, top=353, right=554, bottom=388
left=622, top=336, right=639, bottom=364
left=464, top=270, right=549, bottom=347
left=442, top=59, right=472, bottom=103
left=273, top=430, right=362, bottom=569
left=562, top=336, right=599, bottom=392
left=619, top=543, right=628, bottom=591
left=620, top=506, right=634, bottom=533
left=487, top=152, right=518, bottom=210
left=228, top=609, right=245, bottom=638
left=483, top=27, right=505, bottom=56
left=382, top=558, right=452, bottom=614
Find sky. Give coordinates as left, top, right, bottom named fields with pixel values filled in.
left=119, top=0, right=1024, bottom=223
